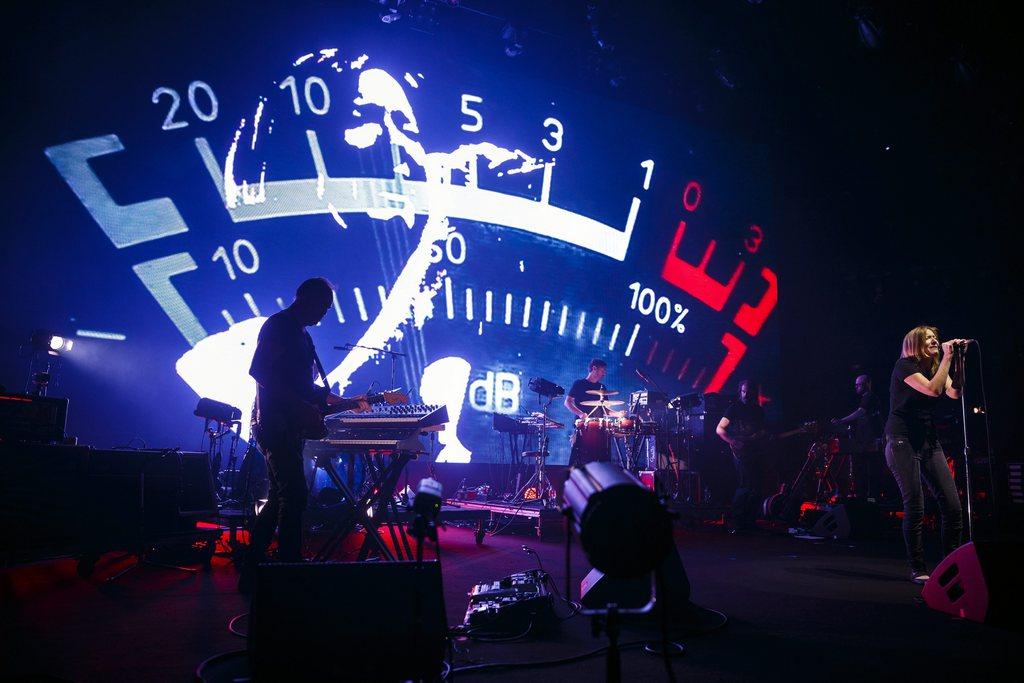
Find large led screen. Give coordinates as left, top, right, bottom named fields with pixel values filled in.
left=14, top=7, right=779, bottom=463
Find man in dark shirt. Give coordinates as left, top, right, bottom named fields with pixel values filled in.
left=832, top=375, right=882, bottom=498
left=565, top=359, right=619, bottom=465
left=565, top=359, right=609, bottom=419
left=240, top=277, right=367, bottom=591
left=716, top=379, right=767, bottom=532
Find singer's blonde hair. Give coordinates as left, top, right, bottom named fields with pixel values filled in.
left=900, top=325, right=940, bottom=375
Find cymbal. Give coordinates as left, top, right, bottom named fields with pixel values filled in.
left=579, top=399, right=625, bottom=407
left=585, top=389, right=619, bottom=396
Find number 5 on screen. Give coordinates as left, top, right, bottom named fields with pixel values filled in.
left=461, top=94, right=483, bottom=132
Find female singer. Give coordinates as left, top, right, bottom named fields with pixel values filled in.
left=884, top=325, right=966, bottom=583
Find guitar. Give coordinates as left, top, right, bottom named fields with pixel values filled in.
left=257, top=389, right=409, bottom=442
left=299, top=389, right=408, bottom=440
left=729, top=421, right=816, bottom=457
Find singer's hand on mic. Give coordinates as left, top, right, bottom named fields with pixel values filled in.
left=941, top=340, right=956, bottom=356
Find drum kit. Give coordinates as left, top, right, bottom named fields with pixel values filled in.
left=575, top=389, right=634, bottom=435
left=572, top=388, right=700, bottom=501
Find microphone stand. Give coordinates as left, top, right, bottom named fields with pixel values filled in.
left=336, top=342, right=405, bottom=388
left=953, top=343, right=974, bottom=540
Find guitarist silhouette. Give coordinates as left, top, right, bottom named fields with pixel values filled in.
left=239, top=278, right=370, bottom=592
left=716, top=379, right=767, bottom=533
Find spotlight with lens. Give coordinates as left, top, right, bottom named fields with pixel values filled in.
left=30, top=330, right=72, bottom=354
left=563, top=462, right=673, bottom=578
left=24, top=330, right=70, bottom=396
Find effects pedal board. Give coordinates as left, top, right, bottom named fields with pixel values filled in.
left=462, top=569, right=556, bottom=634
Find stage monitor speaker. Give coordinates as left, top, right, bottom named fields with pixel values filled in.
left=810, top=505, right=851, bottom=539
left=922, top=541, right=1023, bottom=629
left=580, top=542, right=692, bottom=615
left=249, top=561, right=448, bottom=681
left=809, top=501, right=882, bottom=540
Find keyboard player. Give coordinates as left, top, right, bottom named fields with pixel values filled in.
left=238, top=277, right=369, bottom=593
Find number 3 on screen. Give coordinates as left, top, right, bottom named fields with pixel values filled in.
left=542, top=117, right=563, bottom=152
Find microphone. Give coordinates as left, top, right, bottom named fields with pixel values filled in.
left=950, top=339, right=976, bottom=352
left=635, top=368, right=652, bottom=384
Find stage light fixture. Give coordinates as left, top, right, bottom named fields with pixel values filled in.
left=29, top=330, right=72, bottom=354
left=379, top=0, right=404, bottom=24
left=501, top=22, right=523, bottom=58
left=853, top=8, right=882, bottom=50
left=563, top=462, right=673, bottom=578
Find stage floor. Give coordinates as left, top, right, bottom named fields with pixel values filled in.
left=2, top=524, right=1018, bottom=681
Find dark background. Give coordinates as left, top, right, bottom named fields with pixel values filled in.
left=1, top=1, right=1018, bottom=486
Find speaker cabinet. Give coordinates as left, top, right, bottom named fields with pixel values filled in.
left=249, top=561, right=448, bottom=680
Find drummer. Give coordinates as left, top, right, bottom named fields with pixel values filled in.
left=565, top=359, right=625, bottom=466
left=565, top=358, right=615, bottom=419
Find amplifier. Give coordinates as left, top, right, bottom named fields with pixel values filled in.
left=0, top=393, right=68, bottom=443
left=85, top=449, right=216, bottom=552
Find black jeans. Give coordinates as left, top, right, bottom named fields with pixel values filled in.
left=731, top=449, right=764, bottom=530
left=249, top=430, right=308, bottom=563
left=884, top=436, right=963, bottom=572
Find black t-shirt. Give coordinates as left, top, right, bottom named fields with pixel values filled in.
left=885, top=357, right=938, bottom=447
left=250, top=309, right=325, bottom=418
left=852, top=391, right=881, bottom=450
left=723, top=400, right=765, bottom=439
left=568, top=379, right=607, bottom=416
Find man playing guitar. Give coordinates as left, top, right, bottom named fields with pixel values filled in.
left=716, top=379, right=767, bottom=533
left=239, top=277, right=370, bottom=592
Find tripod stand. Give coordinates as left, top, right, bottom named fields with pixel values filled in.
left=512, top=393, right=557, bottom=507
left=203, top=418, right=242, bottom=504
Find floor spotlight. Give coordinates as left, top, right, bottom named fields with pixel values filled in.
left=563, top=462, right=673, bottom=578
left=563, top=463, right=683, bottom=680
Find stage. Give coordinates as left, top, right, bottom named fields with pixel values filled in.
left=2, top=524, right=1018, bottom=681
left=2, top=1, right=1020, bottom=680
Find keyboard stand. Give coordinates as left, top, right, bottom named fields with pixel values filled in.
left=356, top=453, right=415, bottom=561
left=311, top=450, right=412, bottom=562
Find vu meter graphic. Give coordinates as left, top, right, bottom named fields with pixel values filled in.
left=43, top=47, right=778, bottom=464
